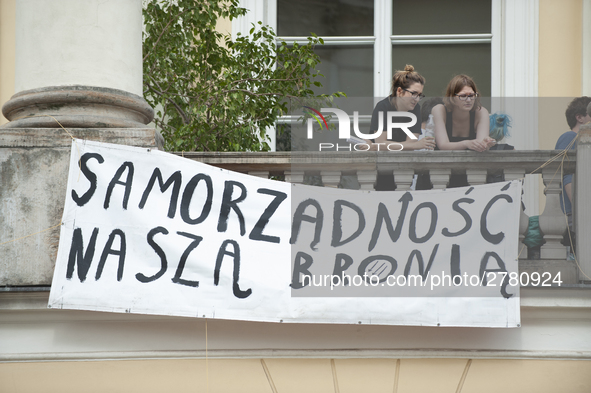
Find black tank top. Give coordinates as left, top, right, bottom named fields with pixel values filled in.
left=443, top=110, right=477, bottom=188
left=446, top=110, right=476, bottom=142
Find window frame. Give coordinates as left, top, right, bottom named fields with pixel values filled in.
left=272, top=0, right=495, bottom=98
left=235, top=0, right=538, bottom=145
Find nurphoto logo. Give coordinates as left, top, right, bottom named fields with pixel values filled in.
left=303, top=106, right=418, bottom=151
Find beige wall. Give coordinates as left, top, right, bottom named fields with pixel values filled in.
left=1, top=358, right=590, bottom=393
left=584, top=0, right=591, bottom=95
left=537, top=0, right=584, bottom=214
left=216, top=15, right=232, bottom=38
left=539, top=0, right=583, bottom=98
left=0, top=0, right=15, bottom=125
left=538, top=0, right=584, bottom=150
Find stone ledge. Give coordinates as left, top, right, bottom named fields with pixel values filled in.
left=178, top=150, right=576, bottom=174
left=519, top=259, right=579, bottom=285
left=0, top=128, right=156, bottom=148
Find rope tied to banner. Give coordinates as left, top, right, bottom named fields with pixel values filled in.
left=0, top=221, right=63, bottom=247
left=16, top=114, right=84, bottom=176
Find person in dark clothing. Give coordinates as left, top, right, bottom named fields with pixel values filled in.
left=366, top=64, right=435, bottom=151
left=555, top=96, right=591, bottom=223
left=367, top=65, right=434, bottom=190
left=555, top=97, right=591, bottom=255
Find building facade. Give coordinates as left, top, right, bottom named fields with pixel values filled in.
left=1, top=1, right=591, bottom=392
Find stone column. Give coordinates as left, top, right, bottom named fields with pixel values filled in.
left=2, top=0, right=152, bottom=129
left=0, top=0, right=155, bottom=287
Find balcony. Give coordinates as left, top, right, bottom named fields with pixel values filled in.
left=0, top=136, right=589, bottom=289
left=179, top=148, right=588, bottom=286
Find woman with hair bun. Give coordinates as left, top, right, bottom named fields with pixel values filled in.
left=367, top=65, right=436, bottom=151
left=432, top=74, right=495, bottom=151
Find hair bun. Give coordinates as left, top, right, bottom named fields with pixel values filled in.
left=404, top=64, right=415, bottom=73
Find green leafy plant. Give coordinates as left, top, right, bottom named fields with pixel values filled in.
left=143, top=0, right=343, bottom=152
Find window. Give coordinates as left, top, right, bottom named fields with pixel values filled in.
left=277, top=0, right=492, bottom=98
left=277, top=0, right=374, bottom=97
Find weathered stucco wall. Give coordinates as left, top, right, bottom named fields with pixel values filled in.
left=0, top=146, right=68, bottom=285
left=0, top=129, right=155, bottom=286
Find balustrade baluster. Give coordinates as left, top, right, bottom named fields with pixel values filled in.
left=429, top=169, right=451, bottom=190
left=466, top=169, right=487, bottom=186
left=538, top=168, right=567, bottom=259
left=284, top=171, right=305, bottom=184
left=321, top=171, right=341, bottom=188
left=248, top=171, right=269, bottom=179
left=504, top=169, right=530, bottom=258
left=393, top=169, right=414, bottom=191
left=357, top=170, right=377, bottom=191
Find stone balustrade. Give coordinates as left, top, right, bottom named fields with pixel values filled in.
left=181, top=149, right=586, bottom=284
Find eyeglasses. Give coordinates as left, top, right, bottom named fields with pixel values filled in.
left=455, top=93, right=478, bottom=101
left=402, top=88, right=425, bottom=99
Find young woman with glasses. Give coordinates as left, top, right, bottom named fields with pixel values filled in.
left=432, top=74, right=495, bottom=152
left=366, top=65, right=436, bottom=151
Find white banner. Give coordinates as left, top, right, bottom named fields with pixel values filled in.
left=49, top=140, right=522, bottom=327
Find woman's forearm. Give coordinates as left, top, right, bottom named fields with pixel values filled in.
left=436, top=140, right=468, bottom=150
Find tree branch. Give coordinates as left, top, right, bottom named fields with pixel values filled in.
left=143, top=8, right=191, bottom=62
left=146, top=77, right=191, bottom=125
